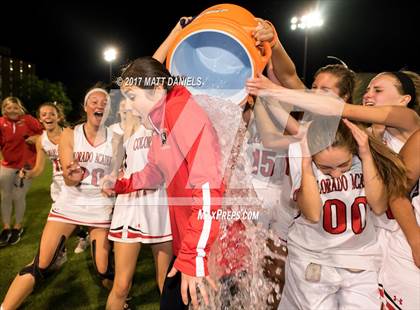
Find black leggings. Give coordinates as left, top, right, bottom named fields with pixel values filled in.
left=160, top=257, right=189, bottom=310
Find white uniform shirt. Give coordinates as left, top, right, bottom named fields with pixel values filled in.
left=56, top=124, right=114, bottom=206
left=375, top=129, right=404, bottom=231
left=287, top=143, right=381, bottom=271
left=40, top=130, right=64, bottom=202
left=117, top=125, right=167, bottom=204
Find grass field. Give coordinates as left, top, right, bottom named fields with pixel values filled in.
left=0, top=164, right=160, bottom=309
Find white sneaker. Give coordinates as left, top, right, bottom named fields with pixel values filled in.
left=74, top=235, right=90, bottom=254
left=52, top=247, right=68, bottom=270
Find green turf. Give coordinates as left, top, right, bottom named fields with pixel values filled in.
left=0, top=164, right=160, bottom=309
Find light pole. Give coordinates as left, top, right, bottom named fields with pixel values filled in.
left=103, top=47, right=117, bottom=83
left=291, top=11, right=324, bottom=82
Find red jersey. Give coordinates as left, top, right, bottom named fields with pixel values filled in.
left=0, top=115, right=43, bottom=169
left=114, top=85, right=224, bottom=277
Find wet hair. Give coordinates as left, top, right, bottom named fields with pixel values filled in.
left=1, top=96, right=27, bottom=116
left=37, top=102, right=67, bottom=127
left=314, top=64, right=356, bottom=103
left=382, top=71, right=420, bottom=115
left=120, top=56, right=174, bottom=91
left=307, top=117, right=407, bottom=198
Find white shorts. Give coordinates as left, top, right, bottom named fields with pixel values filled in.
left=279, top=257, right=381, bottom=310
left=379, top=249, right=420, bottom=309
left=377, top=228, right=392, bottom=266
left=252, top=178, right=295, bottom=244
left=108, top=191, right=172, bottom=244
left=48, top=197, right=113, bottom=228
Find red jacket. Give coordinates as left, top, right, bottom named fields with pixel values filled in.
left=0, top=115, right=43, bottom=169
left=115, top=85, right=224, bottom=277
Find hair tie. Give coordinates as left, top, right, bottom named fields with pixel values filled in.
left=84, top=88, right=110, bottom=107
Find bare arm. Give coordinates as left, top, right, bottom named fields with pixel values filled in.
left=343, top=104, right=420, bottom=137
left=390, top=130, right=420, bottom=267
left=247, top=76, right=420, bottom=136
left=361, top=153, right=388, bottom=215
left=400, top=130, right=420, bottom=190
left=343, top=119, right=387, bottom=214
left=254, top=99, right=301, bottom=151
left=25, top=135, right=40, bottom=145
left=59, top=127, right=83, bottom=186
left=26, top=136, right=46, bottom=178
left=153, top=17, right=192, bottom=63
left=253, top=18, right=305, bottom=89
left=297, top=156, right=322, bottom=223
left=390, top=196, right=420, bottom=267
left=263, top=96, right=301, bottom=135
left=247, top=75, right=420, bottom=137
left=110, top=132, right=124, bottom=177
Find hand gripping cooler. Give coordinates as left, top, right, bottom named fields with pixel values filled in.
left=166, top=3, right=272, bottom=105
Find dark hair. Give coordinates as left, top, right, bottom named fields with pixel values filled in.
left=37, top=102, right=67, bottom=127
left=120, top=56, right=174, bottom=91
left=314, top=64, right=356, bottom=103
left=383, top=70, right=420, bottom=115
left=308, top=117, right=407, bottom=198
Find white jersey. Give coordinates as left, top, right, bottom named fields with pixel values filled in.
left=375, top=129, right=404, bottom=231
left=247, top=121, right=289, bottom=186
left=390, top=180, right=420, bottom=261
left=109, top=125, right=171, bottom=243
left=246, top=121, right=296, bottom=243
left=40, top=130, right=64, bottom=202
left=122, top=126, right=154, bottom=176
left=379, top=179, right=420, bottom=309
left=49, top=124, right=114, bottom=227
left=109, top=122, right=124, bottom=136
left=287, top=143, right=381, bottom=271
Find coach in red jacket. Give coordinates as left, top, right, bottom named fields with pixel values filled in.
left=0, top=97, right=43, bottom=247
left=107, top=57, right=224, bottom=309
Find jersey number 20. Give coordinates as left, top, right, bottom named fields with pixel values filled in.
left=81, top=167, right=105, bottom=186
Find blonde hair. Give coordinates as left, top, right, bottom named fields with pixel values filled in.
left=308, top=117, right=408, bottom=198
left=1, top=97, right=27, bottom=116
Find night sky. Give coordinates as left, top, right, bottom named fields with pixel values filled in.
left=1, top=0, right=418, bottom=109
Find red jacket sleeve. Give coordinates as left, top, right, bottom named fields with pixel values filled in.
left=114, top=142, right=164, bottom=194
left=0, top=118, right=3, bottom=148
left=169, top=96, right=224, bottom=277
left=25, top=115, right=43, bottom=135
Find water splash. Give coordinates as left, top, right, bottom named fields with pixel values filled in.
left=194, top=95, right=283, bottom=309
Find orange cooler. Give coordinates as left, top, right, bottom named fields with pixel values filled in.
left=167, top=3, right=271, bottom=104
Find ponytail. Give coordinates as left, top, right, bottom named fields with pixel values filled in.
left=367, top=132, right=408, bottom=198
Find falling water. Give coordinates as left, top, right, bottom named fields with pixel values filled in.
left=194, top=95, right=283, bottom=309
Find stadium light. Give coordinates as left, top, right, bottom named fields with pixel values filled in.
left=290, top=10, right=324, bottom=81
left=103, top=47, right=117, bottom=83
